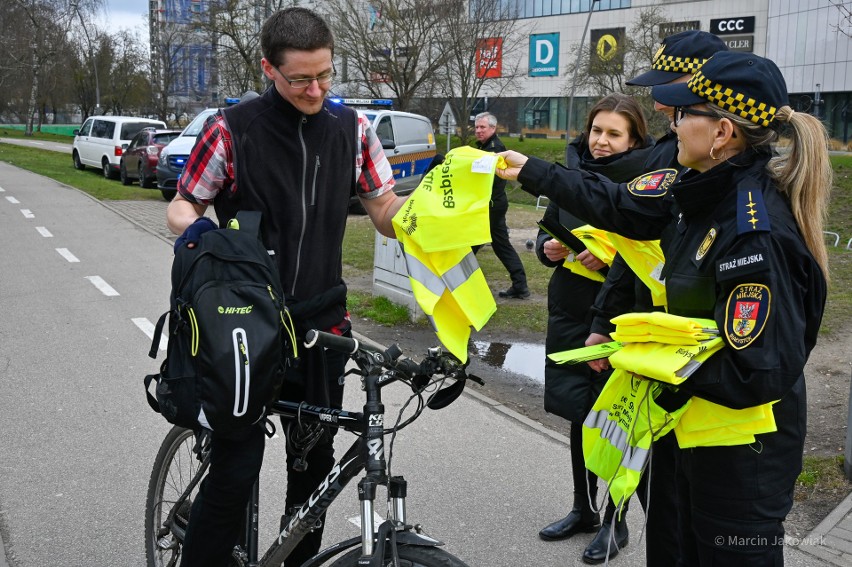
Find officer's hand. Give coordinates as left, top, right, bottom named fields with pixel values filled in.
left=543, top=238, right=570, bottom=262
left=577, top=250, right=607, bottom=272
left=174, top=217, right=217, bottom=252
left=585, top=332, right=612, bottom=373
left=496, top=150, right=528, bottom=180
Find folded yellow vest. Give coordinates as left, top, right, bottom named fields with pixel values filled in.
left=606, top=234, right=667, bottom=308
left=562, top=225, right=616, bottom=282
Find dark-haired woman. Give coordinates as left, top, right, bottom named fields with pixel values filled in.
left=536, top=93, right=653, bottom=564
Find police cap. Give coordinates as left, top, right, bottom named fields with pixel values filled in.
left=651, top=51, right=788, bottom=128
left=626, top=30, right=728, bottom=87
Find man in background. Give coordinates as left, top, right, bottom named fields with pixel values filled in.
left=473, top=112, right=530, bottom=299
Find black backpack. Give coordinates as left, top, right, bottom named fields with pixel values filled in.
left=144, top=211, right=296, bottom=434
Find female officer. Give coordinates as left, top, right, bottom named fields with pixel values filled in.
left=498, top=51, right=830, bottom=565
left=535, top=93, right=652, bottom=565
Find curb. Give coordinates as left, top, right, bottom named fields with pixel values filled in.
left=796, top=490, right=852, bottom=565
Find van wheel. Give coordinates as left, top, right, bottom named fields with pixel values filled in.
left=102, top=158, right=116, bottom=179
left=73, top=151, right=85, bottom=170
left=161, top=189, right=177, bottom=201
left=120, top=162, right=132, bottom=185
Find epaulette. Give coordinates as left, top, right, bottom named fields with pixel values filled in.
left=626, top=169, right=678, bottom=197
left=736, top=187, right=771, bottom=234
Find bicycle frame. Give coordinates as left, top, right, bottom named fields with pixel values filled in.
left=153, top=332, right=468, bottom=567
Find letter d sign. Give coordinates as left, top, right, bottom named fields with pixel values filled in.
left=529, top=33, right=559, bottom=77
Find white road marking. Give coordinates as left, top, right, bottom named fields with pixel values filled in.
left=36, top=226, right=53, bottom=237
left=21, top=209, right=34, bottom=218
left=132, top=317, right=167, bottom=351
left=0, top=186, right=4, bottom=192
left=85, top=275, right=120, bottom=296
left=56, top=248, right=79, bottom=262
left=5, top=196, right=19, bottom=204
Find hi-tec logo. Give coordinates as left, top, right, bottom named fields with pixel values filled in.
left=218, top=305, right=254, bottom=314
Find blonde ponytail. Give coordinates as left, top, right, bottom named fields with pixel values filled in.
left=768, top=106, right=832, bottom=282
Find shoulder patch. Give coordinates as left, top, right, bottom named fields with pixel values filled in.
left=737, top=188, right=771, bottom=234
left=724, top=283, right=771, bottom=350
left=627, top=169, right=678, bottom=197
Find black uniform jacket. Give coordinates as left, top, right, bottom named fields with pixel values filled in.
left=520, top=148, right=827, bottom=412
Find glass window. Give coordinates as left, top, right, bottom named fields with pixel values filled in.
left=79, top=119, right=93, bottom=136
left=375, top=116, right=394, bottom=145
left=121, top=122, right=155, bottom=140
left=393, top=117, right=432, bottom=146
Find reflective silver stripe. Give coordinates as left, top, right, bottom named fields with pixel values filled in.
left=400, top=250, right=446, bottom=297
left=442, top=252, right=478, bottom=291
left=584, top=409, right=649, bottom=473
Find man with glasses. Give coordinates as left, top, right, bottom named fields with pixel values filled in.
left=166, top=7, right=406, bottom=567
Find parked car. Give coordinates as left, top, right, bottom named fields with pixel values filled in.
left=156, top=108, right=218, bottom=200
left=72, top=116, right=167, bottom=179
left=119, top=128, right=181, bottom=190
left=331, top=100, right=436, bottom=213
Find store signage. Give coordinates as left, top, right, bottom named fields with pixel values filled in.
left=589, top=28, right=625, bottom=73
left=722, top=34, right=754, bottom=52
left=529, top=33, right=560, bottom=77
left=476, top=37, right=503, bottom=79
left=710, top=16, right=755, bottom=35
left=659, top=21, right=700, bottom=38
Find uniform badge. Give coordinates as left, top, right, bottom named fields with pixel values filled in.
left=627, top=168, right=677, bottom=197
left=724, top=283, right=771, bottom=350
left=695, top=227, right=717, bottom=261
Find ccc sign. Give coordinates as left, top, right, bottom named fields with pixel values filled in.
left=710, top=16, right=755, bottom=35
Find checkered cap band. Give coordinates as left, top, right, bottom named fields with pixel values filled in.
left=688, top=70, right=777, bottom=127
left=652, top=54, right=707, bottom=75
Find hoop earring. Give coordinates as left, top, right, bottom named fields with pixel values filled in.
left=710, top=146, right=720, bottom=161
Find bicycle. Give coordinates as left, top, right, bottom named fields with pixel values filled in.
left=145, top=329, right=481, bottom=567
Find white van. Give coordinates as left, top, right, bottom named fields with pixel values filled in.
left=72, top=116, right=167, bottom=179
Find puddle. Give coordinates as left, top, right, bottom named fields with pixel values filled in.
left=471, top=341, right=546, bottom=384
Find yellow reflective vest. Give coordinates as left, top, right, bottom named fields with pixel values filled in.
left=561, top=225, right=616, bottom=282
left=392, top=146, right=500, bottom=362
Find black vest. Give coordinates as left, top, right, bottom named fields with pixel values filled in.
left=216, top=88, right=358, bottom=327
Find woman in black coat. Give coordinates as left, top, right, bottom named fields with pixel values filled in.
left=536, top=93, right=652, bottom=564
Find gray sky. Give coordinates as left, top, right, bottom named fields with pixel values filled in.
left=100, top=0, right=148, bottom=35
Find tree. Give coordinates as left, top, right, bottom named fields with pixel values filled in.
left=563, top=6, right=671, bottom=137
left=323, top=0, right=451, bottom=111
left=150, top=19, right=196, bottom=123
left=435, top=0, right=527, bottom=142
left=829, top=0, right=852, bottom=37
left=103, top=29, right=152, bottom=116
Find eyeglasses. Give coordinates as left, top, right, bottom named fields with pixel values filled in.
left=274, top=66, right=336, bottom=89
left=673, top=106, right=721, bottom=126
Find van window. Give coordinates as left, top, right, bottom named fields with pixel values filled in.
left=78, top=119, right=93, bottom=136
left=92, top=119, right=114, bottom=139
left=121, top=122, right=161, bottom=140
left=375, top=116, right=394, bottom=144
left=394, top=117, right=432, bottom=146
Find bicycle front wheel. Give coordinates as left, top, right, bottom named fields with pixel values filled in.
left=144, top=426, right=206, bottom=567
left=328, top=545, right=470, bottom=567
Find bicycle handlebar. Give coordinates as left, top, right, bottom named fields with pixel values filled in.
left=304, top=329, right=360, bottom=354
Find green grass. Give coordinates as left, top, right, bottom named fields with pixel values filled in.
left=796, top=455, right=848, bottom=494
left=347, top=291, right=412, bottom=326
left=0, top=143, right=163, bottom=201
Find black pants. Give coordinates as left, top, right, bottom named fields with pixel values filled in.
left=180, top=342, right=347, bottom=567
left=474, top=203, right=527, bottom=290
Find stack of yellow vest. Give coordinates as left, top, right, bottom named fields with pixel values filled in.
left=391, top=146, right=501, bottom=363
left=577, top=312, right=778, bottom=507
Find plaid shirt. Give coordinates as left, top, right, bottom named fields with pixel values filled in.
left=177, top=110, right=395, bottom=204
